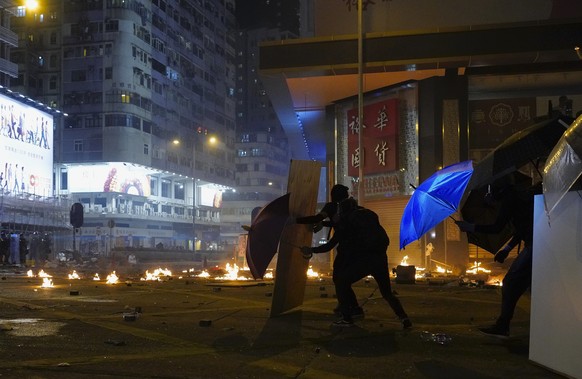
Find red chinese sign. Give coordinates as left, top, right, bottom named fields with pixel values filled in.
left=347, top=98, right=399, bottom=176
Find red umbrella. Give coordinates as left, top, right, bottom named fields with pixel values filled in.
left=245, top=193, right=291, bottom=279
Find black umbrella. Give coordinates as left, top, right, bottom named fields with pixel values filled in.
left=245, top=193, right=290, bottom=279
left=468, top=115, right=570, bottom=191
left=461, top=185, right=515, bottom=254
left=461, top=172, right=531, bottom=254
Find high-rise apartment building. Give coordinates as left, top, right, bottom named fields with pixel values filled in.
left=218, top=1, right=299, bottom=251
left=10, top=0, right=237, bottom=256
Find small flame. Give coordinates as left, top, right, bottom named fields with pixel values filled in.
left=414, top=266, right=426, bottom=279
left=215, top=263, right=249, bottom=280
left=263, top=271, right=274, bottom=279
left=141, top=268, right=173, bottom=281
left=400, top=255, right=409, bottom=266
left=38, top=269, right=52, bottom=278
left=40, top=277, right=54, bottom=288
left=93, top=273, right=101, bottom=281
left=435, top=265, right=452, bottom=274
left=466, top=261, right=491, bottom=275
left=68, top=270, right=81, bottom=280
left=306, top=266, right=319, bottom=278
left=27, top=269, right=34, bottom=277
left=106, top=271, right=119, bottom=284
left=196, top=270, right=210, bottom=278
left=486, top=274, right=504, bottom=286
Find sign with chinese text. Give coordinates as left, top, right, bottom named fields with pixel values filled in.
left=469, top=98, right=536, bottom=150
left=347, top=98, right=399, bottom=176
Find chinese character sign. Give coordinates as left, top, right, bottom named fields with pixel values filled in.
left=347, top=99, right=398, bottom=176
left=469, top=98, right=536, bottom=150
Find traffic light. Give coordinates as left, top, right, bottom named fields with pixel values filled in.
left=70, top=202, right=84, bottom=228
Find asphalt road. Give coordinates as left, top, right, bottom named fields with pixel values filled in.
left=0, top=264, right=561, bottom=379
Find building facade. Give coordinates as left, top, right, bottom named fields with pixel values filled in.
left=10, top=0, right=238, bottom=258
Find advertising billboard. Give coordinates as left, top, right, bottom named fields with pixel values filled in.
left=67, top=163, right=152, bottom=196
left=199, top=185, right=223, bottom=208
left=0, top=93, right=54, bottom=197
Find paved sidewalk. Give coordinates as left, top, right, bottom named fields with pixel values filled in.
left=0, top=266, right=560, bottom=379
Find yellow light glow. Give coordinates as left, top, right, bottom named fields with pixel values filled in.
left=25, top=0, right=39, bottom=10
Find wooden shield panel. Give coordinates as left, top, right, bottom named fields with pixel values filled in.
left=270, top=159, right=321, bottom=317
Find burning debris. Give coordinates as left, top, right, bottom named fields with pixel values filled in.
left=38, top=270, right=52, bottom=278
left=141, top=268, right=172, bottom=281
left=105, top=271, right=119, bottom=284
left=214, top=263, right=249, bottom=281
left=466, top=261, right=491, bottom=275
left=306, top=266, right=319, bottom=278
left=68, top=270, right=81, bottom=280
left=40, top=277, right=53, bottom=288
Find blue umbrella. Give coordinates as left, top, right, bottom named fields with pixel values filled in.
left=400, top=160, right=473, bottom=250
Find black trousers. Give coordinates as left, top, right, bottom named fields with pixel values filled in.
left=335, top=253, right=408, bottom=321
left=497, top=246, right=532, bottom=330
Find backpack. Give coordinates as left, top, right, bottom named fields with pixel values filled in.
left=347, top=207, right=390, bottom=253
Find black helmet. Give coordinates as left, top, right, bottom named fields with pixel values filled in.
left=330, top=184, right=349, bottom=203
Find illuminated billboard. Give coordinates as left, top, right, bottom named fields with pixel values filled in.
left=67, top=163, right=152, bottom=196
left=199, top=185, right=223, bottom=208
left=0, top=93, right=54, bottom=197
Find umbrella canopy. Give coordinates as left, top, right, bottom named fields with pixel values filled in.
left=543, top=115, right=582, bottom=216
left=468, top=115, right=570, bottom=191
left=245, top=193, right=290, bottom=279
left=460, top=172, right=531, bottom=254
left=400, top=160, right=473, bottom=250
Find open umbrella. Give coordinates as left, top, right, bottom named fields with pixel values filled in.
left=245, top=193, right=290, bottom=279
left=543, top=114, right=582, bottom=216
left=460, top=172, right=531, bottom=254
left=400, top=160, right=473, bottom=250
left=467, top=115, right=570, bottom=191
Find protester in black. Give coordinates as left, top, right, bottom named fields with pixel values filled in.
left=296, top=184, right=364, bottom=317
left=301, top=197, right=412, bottom=328
left=296, top=184, right=349, bottom=233
left=456, top=179, right=539, bottom=338
left=0, top=230, right=9, bottom=265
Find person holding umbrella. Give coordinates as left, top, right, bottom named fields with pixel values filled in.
left=456, top=176, right=541, bottom=338
left=301, top=197, right=412, bottom=329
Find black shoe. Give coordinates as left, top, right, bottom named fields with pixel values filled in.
left=333, top=306, right=364, bottom=319
left=331, top=318, right=354, bottom=328
left=401, top=317, right=412, bottom=330
left=351, top=307, right=365, bottom=320
left=479, top=325, right=509, bottom=338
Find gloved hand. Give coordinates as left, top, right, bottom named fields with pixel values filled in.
left=494, top=247, right=511, bottom=263
left=300, top=246, right=313, bottom=259
left=455, top=220, right=475, bottom=233
left=312, top=222, right=323, bottom=233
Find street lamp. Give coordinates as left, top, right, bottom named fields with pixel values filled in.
left=192, top=133, right=220, bottom=254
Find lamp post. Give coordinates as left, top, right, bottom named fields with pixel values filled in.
left=175, top=134, right=218, bottom=253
